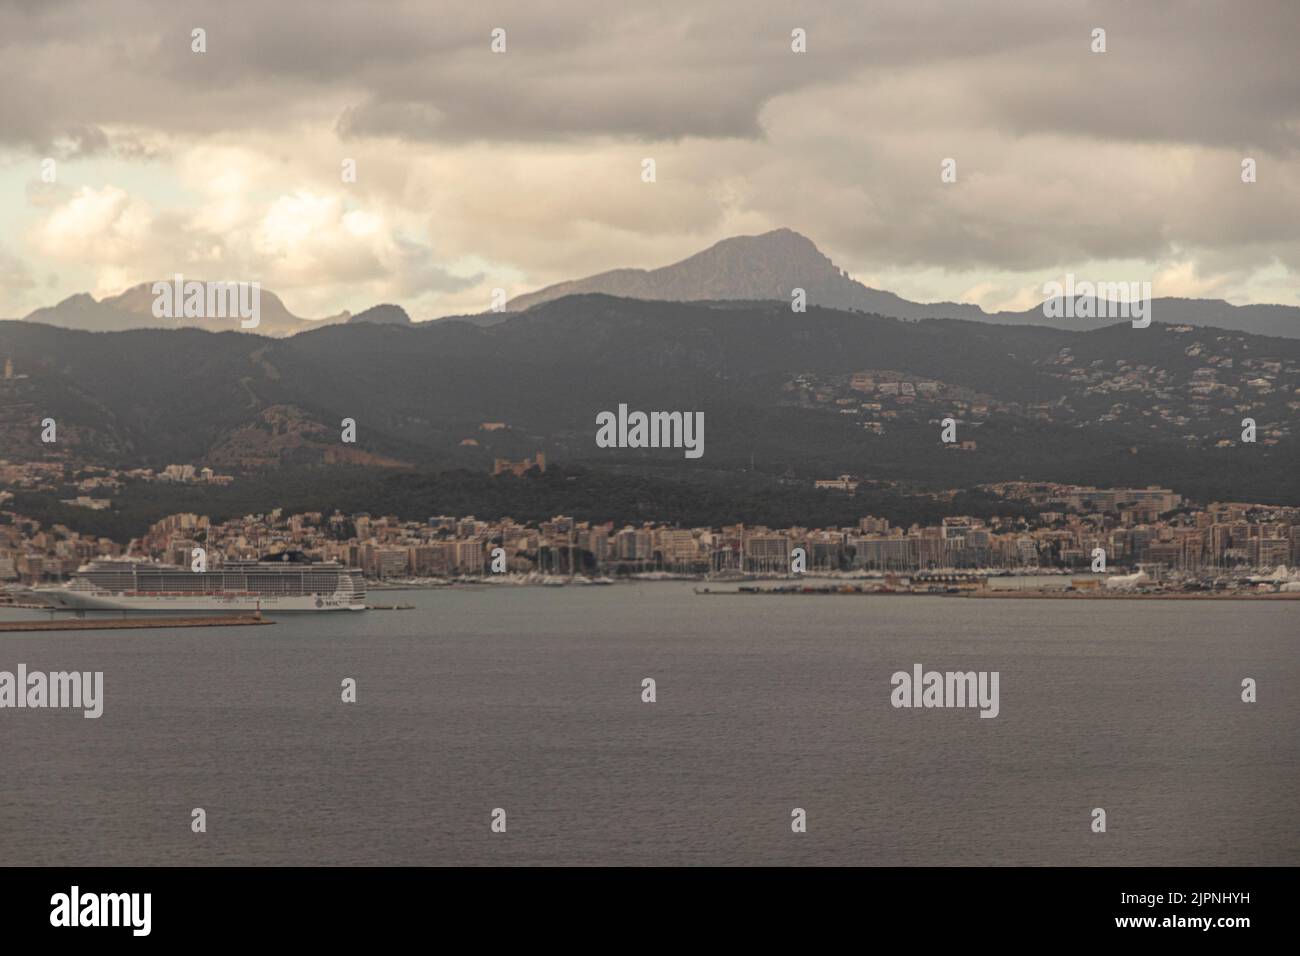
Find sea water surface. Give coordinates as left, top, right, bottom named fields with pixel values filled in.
left=1, top=584, right=1296, bottom=866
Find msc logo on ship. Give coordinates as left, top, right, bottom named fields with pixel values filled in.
left=315, top=598, right=324, bottom=608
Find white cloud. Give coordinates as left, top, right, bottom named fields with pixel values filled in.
left=33, top=185, right=153, bottom=263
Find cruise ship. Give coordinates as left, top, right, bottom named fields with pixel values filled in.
left=37, top=552, right=367, bottom=612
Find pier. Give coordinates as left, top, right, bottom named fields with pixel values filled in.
left=0, top=614, right=275, bottom=632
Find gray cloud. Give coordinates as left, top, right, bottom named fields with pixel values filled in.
left=2, top=1, right=1294, bottom=149
left=0, top=0, right=1296, bottom=310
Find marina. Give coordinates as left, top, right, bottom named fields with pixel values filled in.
left=694, top=584, right=1300, bottom=600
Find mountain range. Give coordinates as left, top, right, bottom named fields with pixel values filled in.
left=18, top=284, right=410, bottom=337
left=501, top=228, right=1300, bottom=339
left=2, top=294, right=1296, bottom=508
left=13, top=230, right=1299, bottom=339
left=502, top=228, right=985, bottom=322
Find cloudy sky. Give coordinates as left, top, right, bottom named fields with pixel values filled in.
left=1, top=0, right=1297, bottom=320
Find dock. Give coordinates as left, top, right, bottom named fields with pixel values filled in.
left=694, top=587, right=1300, bottom=601
left=0, top=614, right=275, bottom=632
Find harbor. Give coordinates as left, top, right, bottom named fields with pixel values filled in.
left=693, top=570, right=1300, bottom=599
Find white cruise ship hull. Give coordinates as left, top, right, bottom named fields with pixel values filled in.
left=38, top=590, right=365, bottom=612
left=39, top=554, right=369, bottom=612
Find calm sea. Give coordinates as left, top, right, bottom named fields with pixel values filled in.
left=1, top=584, right=1296, bottom=866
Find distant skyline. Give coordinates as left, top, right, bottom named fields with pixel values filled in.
left=2, top=0, right=1298, bottom=320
